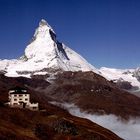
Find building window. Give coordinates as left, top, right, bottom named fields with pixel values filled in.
left=25, top=94, right=27, bottom=96
left=14, top=95, right=17, bottom=97
left=14, top=99, right=17, bottom=101
left=33, top=107, right=37, bottom=110
left=19, top=95, right=23, bottom=97
left=19, top=98, right=22, bottom=101
left=25, top=98, right=28, bottom=101
left=13, top=103, right=18, bottom=105
left=19, top=102, right=23, bottom=105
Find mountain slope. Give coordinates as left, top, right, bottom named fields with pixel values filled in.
left=1, top=71, right=140, bottom=119
left=43, top=71, right=140, bottom=119
left=0, top=107, right=123, bottom=140
left=0, top=72, right=139, bottom=139
left=100, top=67, right=140, bottom=91
left=0, top=74, right=123, bottom=140
left=0, top=19, right=98, bottom=78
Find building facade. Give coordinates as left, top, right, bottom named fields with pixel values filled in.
left=8, top=87, right=38, bottom=111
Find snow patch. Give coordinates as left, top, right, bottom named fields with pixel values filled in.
left=100, top=67, right=140, bottom=88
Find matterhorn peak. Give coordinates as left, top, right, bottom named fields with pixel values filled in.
left=33, top=19, right=55, bottom=39
left=2, top=19, right=99, bottom=77
left=39, top=19, right=48, bottom=26
left=39, top=19, right=53, bottom=30
left=24, top=19, right=57, bottom=60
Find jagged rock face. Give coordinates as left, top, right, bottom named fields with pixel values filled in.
left=133, top=68, right=140, bottom=82
left=0, top=19, right=98, bottom=78
left=115, top=80, right=133, bottom=90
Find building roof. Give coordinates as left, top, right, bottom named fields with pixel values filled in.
left=9, top=86, right=27, bottom=91
left=9, top=92, right=30, bottom=95
left=9, top=86, right=29, bottom=94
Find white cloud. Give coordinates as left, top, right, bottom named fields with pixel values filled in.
left=50, top=102, right=140, bottom=140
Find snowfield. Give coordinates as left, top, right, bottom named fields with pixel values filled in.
left=100, top=67, right=140, bottom=88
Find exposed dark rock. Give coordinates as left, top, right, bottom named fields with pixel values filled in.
left=133, top=68, right=140, bottom=82
left=49, top=29, right=56, bottom=42
left=52, top=119, right=78, bottom=135
left=116, top=80, right=133, bottom=90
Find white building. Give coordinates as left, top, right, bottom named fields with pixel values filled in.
left=8, top=87, right=39, bottom=111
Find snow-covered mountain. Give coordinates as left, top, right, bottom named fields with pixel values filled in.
left=0, top=19, right=98, bottom=77
left=0, top=19, right=140, bottom=91
left=100, top=67, right=140, bottom=89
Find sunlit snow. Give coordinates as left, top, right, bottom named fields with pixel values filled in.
left=0, top=19, right=98, bottom=77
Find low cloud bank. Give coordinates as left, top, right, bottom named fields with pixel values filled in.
left=50, top=102, right=140, bottom=140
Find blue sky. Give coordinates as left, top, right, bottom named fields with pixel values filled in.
left=0, top=0, right=140, bottom=69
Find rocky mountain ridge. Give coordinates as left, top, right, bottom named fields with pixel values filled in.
left=0, top=19, right=98, bottom=78
left=100, top=67, right=140, bottom=92
left=0, top=19, right=140, bottom=92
